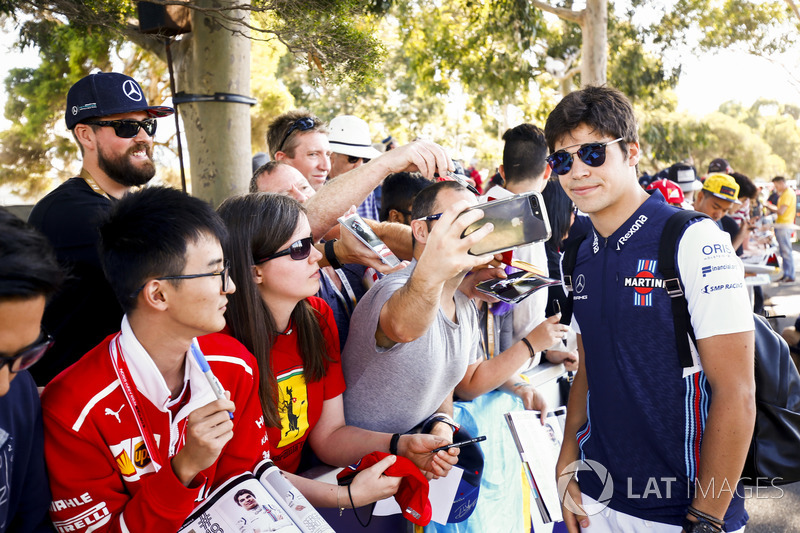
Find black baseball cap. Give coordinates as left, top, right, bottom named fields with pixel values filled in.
left=65, top=72, right=174, bottom=130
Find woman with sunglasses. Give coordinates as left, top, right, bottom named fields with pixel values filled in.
left=217, top=193, right=458, bottom=511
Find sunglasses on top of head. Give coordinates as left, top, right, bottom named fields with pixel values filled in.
left=546, top=137, right=624, bottom=176
left=83, top=119, right=157, bottom=139
left=255, top=237, right=314, bottom=264
left=278, top=118, right=317, bottom=152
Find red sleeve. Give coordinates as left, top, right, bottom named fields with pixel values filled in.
left=42, top=357, right=201, bottom=532
left=198, top=333, right=271, bottom=488
left=307, top=297, right=346, bottom=401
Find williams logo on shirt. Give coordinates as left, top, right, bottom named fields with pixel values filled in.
left=623, top=259, right=664, bottom=307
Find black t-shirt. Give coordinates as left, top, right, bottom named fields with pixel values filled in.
left=718, top=215, right=743, bottom=255
left=28, top=177, right=122, bottom=385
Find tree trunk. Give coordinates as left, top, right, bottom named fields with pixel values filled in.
left=172, top=0, right=252, bottom=206
left=581, top=0, right=608, bottom=87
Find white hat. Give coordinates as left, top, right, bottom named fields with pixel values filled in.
left=328, top=115, right=382, bottom=160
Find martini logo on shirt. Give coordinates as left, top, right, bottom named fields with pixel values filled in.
left=623, top=259, right=663, bottom=306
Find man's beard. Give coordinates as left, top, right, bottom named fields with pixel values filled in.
left=97, top=142, right=156, bottom=187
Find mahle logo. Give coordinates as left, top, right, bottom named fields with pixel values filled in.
left=557, top=459, right=614, bottom=516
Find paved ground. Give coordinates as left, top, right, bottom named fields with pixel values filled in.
left=741, top=243, right=800, bottom=532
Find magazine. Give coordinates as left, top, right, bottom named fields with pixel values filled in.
left=475, top=271, right=561, bottom=304
left=505, top=407, right=567, bottom=523
left=179, top=460, right=334, bottom=533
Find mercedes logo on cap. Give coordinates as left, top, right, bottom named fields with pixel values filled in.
left=575, top=274, right=586, bottom=294
left=72, top=106, right=78, bottom=115
left=122, top=80, right=143, bottom=102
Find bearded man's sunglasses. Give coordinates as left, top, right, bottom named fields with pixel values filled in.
left=546, top=138, right=623, bottom=176
left=83, top=119, right=157, bottom=138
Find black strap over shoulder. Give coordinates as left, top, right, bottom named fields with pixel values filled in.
left=658, top=209, right=709, bottom=369
left=560, top=232, right=588, bottom=326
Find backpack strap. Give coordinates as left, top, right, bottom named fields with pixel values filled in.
left=559, top=232, right=588, bottom=326
left=658, top=209, right=710, bottom=369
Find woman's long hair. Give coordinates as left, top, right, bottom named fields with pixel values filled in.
left=218, top=193, right=331, bottom=427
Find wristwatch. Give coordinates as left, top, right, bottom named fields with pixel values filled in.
left=682, top=517, right=723, bottom=533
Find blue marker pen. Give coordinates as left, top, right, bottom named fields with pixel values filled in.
left=190, top=339, right=234, bottom=420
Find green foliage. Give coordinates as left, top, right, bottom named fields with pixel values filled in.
left=638, top=108, right=711, bottom=172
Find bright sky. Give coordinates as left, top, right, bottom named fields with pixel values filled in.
left=674, top=50, right=800, bottom=115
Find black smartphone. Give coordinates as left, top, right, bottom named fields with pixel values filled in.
left=460, top=191, right=551, bottom=256
left=338, top=213, right=402, bottom=267
left=431, top=435, right=487, bottom=453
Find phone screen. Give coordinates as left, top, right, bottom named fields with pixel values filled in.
left=461, top=192, right=551, bottom=256
left=338, top=213, right=402, bottom=267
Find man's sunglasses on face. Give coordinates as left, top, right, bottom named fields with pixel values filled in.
left=347, top=155, right=370, bottom=165
left=546, top=138, right=624, bottom=176
left=0, top=330, right=54, bottom=373
left=255, top=237, right=313, bottom=263
left=279, top=118, right=317, bottom=152
left=83, top=119, right=158, bottom=139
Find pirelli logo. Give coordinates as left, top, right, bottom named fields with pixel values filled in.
left=52, top=502, right=110, bottom=532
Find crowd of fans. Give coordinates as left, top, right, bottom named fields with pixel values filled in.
left=0, top=72, right=792, bottom=533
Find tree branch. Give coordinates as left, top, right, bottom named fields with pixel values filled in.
left=785, top=0, right=800, bottom=24
left=530, top=0, right=584, bottom=25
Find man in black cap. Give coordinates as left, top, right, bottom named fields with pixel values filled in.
left=28, top=71, right=174, bottom=384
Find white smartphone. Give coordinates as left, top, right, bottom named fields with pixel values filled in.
left=461, top=191, right=551, bottom=256
left=337, top=213, right=402, bottom=267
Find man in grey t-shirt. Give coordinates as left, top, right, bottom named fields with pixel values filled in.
left=341, top=181, right=494, bottom=442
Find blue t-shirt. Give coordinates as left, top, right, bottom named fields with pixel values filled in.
left=0, top=371, right=54, bottom=532
left=570, top=194, right=748, bottom=529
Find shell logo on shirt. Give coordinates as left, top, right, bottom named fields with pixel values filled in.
left=276, top=367, right=309, bottom=448
left=108, top=435, right=160, bottom=481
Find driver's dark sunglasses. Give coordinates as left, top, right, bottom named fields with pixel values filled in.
left=278, top=118, right=317, bottom=151
left=83, top=119, right=158, bottom=138
left=255, top=237, right=313, bottom=264
left=546, top=138, right=623, bottom=176
left=0, top=331, right=54, bottom=373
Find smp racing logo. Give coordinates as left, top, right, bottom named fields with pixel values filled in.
left=624, top=259, right=664, bottom=307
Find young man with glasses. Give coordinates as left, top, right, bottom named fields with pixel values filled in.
left=0, top=208, right=63, bottom=532
left=547, top=86, right=754, bottom=533
left=41, top=187, right=271, bottom=533
left=28, top=71, right=174, bottom=386
left=267, top=110, right=332, bottom=192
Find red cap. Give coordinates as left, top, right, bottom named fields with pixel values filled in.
left=337, top=452, right=432, bottom=525
left=646, top=178, right=685, bottom=205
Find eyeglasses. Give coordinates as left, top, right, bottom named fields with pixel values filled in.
left=546, top=138, right=624, bottom=176
left=255, top=237, right=313, bottom=263
left=133, top=260, right=231, bottom=296
left=413, top=213, right=443, bottom=222
left=347, top=155, right=370, bottom=165
left=278, top=118, right=316, bottom=152
left=83, top=119, right=158, bottom=139
left=0, top=331, right=54, bottom=373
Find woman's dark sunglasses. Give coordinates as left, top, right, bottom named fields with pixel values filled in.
left=255, top=237, right=313, bottom=263
left=0, top=331, right=54, bottom=373
left=84, top=119, right=158, bottom=138
left=546, top=138, right=623, bottom=176
left=278, top=118, right=317, bottom=151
